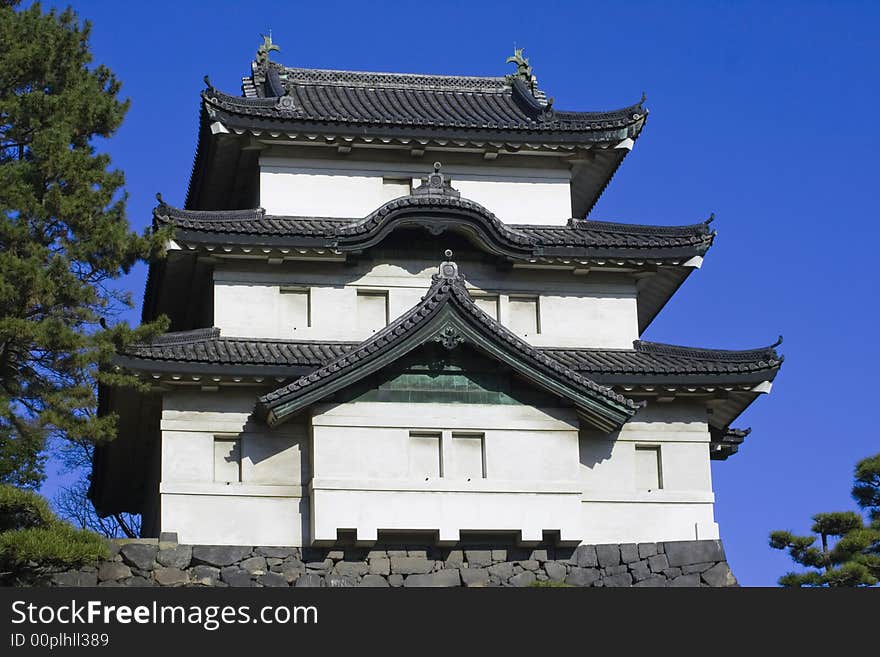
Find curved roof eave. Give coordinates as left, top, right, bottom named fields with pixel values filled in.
left=151, top=195, right=715, bottom=265
left=201, top=84, right=648, bottom=147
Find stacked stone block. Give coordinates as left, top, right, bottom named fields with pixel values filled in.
left=48, top=538, right=737, bottom=588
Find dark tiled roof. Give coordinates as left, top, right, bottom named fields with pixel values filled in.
left=517, top=219, right=716, bottom=250
left=154, top=196, right=714, bottom=263
left=545, top=339, right=783, bottom=382
left=125, top=330, right=781, bottom=385
left=253, top=264, right=638, bottom=431
left=209, top=63, right=647, bottom=144
left=126, top=327, right=352, bottom=367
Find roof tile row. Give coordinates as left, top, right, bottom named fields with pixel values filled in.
left=127, top=329, right=781, bottom=380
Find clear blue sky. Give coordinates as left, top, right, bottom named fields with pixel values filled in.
left=37, top=0, right=880, bottom=586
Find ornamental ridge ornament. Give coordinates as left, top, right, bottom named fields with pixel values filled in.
left=437, top=249, right=460, bottom=279
left=256, top=33, right=281, bottom=69
left=413, top=162, right=460, bottom=198
left=506, top=48, right=532, bottom=84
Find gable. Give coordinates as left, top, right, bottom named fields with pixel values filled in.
left=335, top=343, right=567, bottom=408
left=256, top=262, right=639, bottom=432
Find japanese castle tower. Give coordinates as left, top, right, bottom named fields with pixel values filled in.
left=90, top=40, right=782, bottom=550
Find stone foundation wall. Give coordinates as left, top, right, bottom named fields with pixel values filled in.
left=46, top=538, right=737, bottom=588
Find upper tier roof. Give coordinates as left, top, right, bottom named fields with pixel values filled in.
left=214, top=44, right=647, bottom=144
left=188, top=41, right=647, bottom=214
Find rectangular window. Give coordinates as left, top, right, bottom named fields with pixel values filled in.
left=508, top=296, right=540, bottom=336
left=471, top=294, right=499, bottom=320
left=382, top=177, right=412, bottom=201
left=450, top=432, right=486, bottom=480
left=409, top=431, right=442, bottom=479
left=214, top=437, right=241, bottom=483
left=279, top=287, right=310, bottom=330
left=357, top=290, right=388, bottom=333
left=635, top=445, right=662, bottom=490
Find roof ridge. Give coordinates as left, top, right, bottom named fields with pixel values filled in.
left=634, top=339, right=782, bottom=362
left=155, top=204, right=266, bottom=222
left=132, top=329, right=361, bottom=350
left=573, top=218, right=713, bottom=236
left=139, top=327, right=221, bottom=346
left=222, top=337, right=358, bottom=347
left=277, top=64, right=511, bottom=92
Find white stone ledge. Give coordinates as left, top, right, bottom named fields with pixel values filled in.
left=580, top=489, right=715, bottom=504
left=159, top=421, right=307, bottom=437
left=160, top=482, right=306, bottom=497
left=621, top=422, right=710, bottom=432
left=161, top=420, right=250, bottom=433
left=310, top=477, right=583, bottom=495
left=611, top=433, right=711, bottom=444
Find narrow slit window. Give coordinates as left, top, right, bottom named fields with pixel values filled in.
left=450, top=432, right=486, bottom=480
left=357, top=290, right=388, bottom=333
left=279, top=286, right=310, bottom=330
left=471, top=294, right=499, bottom=320
left=409, top=431, right=442, bottom=479
left=635, top=445, right=662, bottom=490
left=214, top=437, right=241, bottom=484
left=508, top=296, right=540, bottom=335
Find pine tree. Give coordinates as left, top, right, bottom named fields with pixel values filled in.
left=770, top=453, right=880, bottom=586
left=0, top=1, right=168, bottom=489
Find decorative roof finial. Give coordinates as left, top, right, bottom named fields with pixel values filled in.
left=438, top=249, right=459, bottom=280
left=155, top=192, right=166, bottom=207
left=256, top=33, right=281, bottom=69
left=413, top=162, right=460, bottom=198
left=506, top=47, right=534, bottom=88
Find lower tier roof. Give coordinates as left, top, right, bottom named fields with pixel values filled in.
left=121, top=326, right=782, bottom=386
left=117, top=326, right=780, bottom=446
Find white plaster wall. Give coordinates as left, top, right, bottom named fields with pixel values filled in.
left=578, top=401, right=719, bottom=543
left=162, top=494, right=307, bottom=547
left=259, top=157, right=572, bottom=225
left=212, top=260, right=638, bottom=348
left=157, top=389, right=720, bottom=546
left=309, top=402, right=582, bottom=543
left=311, top=403, right=579, bottom=482
left=159, top=390, right=310, bottom=546
left=310, top=488, right=582, bottom=544
left=580, top=502, right=718, bottom=544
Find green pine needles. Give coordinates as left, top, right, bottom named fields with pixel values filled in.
left=0, top=484, right=109, bottom=583
left=770, top=454, right=880, bottom=587
left=0, top=1, right=169, bottom=489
